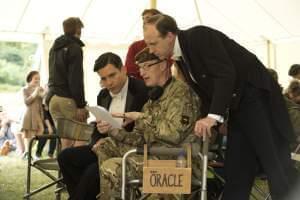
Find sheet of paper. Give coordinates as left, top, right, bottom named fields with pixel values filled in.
left=86, top=106, right=122, bottom=129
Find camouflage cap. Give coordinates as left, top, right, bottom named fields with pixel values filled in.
left=135, top=47, right=161, bottom=65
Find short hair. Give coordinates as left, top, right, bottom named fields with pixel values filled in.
left=287, top=80, right=300, bottom=97
left=135, top=48, right=160, bottom=65
left=63, top=17, right=84, bottom=36
left=94, top=52, right=123, bottom=72
left=26, top=71, right=39, bottom=83
left=142, top=9, right=162, bottom=17
left=288, top=64, right=300, bottom=76
left=144, top=14, right=179, bottom=37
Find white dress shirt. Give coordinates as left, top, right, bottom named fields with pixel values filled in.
left=109, top=78, right=129, bottom=125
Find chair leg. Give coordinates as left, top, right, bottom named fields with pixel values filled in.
left=24, top=138, right=35, bottom=200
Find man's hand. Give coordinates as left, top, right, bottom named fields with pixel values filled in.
left=194, top=116, right=217, bottom=138
left=75, top=108, right=88, bottom=122
left=96, top=120, right=112, bottom=134
left=112, top=112, right=141, bottom=127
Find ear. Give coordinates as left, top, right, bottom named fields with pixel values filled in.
left=166, top=32, right=175, bottom=41
left=159, top=61, right=167, bottom=72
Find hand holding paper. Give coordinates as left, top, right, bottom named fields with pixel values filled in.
left=86, top=106, right=122, bottom=129
left=96, top=120, right=112, bottom=134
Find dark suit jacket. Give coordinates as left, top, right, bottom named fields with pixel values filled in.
left=177, top=26, right=294, bottom=141
left=90, top=77, right=149, bottom=145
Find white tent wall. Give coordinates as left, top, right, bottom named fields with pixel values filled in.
left=275, top=40, right=300, bottom=88
left=1, top=0, right=300, bottom=105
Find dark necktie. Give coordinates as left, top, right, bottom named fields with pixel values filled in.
left=176, top=57, right=198, bottom=89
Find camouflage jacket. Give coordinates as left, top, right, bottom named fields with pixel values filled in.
left=109, top=77, right=201, bottom=148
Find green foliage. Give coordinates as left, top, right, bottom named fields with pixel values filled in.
left=0, top=83, right=21, bottom=92
left=0, top=41, right=37, bottom=92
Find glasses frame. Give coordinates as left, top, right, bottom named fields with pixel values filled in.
left=138, top=59, right=165, bottom=71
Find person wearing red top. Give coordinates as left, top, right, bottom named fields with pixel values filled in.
left=125, top=9, right=161, bottom=79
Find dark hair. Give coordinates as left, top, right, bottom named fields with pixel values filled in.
left=63, top=17, right=84, bottom=35
left=135, top=48, right=160, bottom=64
left=94, top=52, right=123, bottom=72
left=145, top=14, right=179, bottom=37
left=26, top=70, right=39, bottom=83
left=288, top=64, right=300, bottom=76
left=142, top=9, right=162, bottom=17
left=267, top=68, right=278, bottom=81
left=287, top=80, right=300, bottom=97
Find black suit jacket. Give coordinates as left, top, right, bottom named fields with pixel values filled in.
left=90, top=77, right=149, bottom=145
left=177, top=26, right=294, bottom=141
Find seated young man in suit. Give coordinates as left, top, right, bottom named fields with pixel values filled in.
left=57, top=52, right=149, bottom=200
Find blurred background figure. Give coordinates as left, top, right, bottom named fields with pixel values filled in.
left=0, top=107, right=16, bottom=155
left=47, top=17, right=88, bottom=149
left=21, top=71, right=45, bottom=159
left=289, top=64, right=300, bottom=80
left=35, top=103, right=56, bottom=159
left=124, top=9, right=162, bottom=79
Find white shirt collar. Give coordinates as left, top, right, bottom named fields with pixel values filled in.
left=171, top=36, right=183, bottom=61
left=109, top=77, right=129, bottom=99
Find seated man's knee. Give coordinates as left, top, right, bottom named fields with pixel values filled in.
left=57, top=147, right=73, bottom=165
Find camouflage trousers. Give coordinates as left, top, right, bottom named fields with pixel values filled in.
left=93, top=137, right=142, bottom=200
left=93, top=137, right=192, bottom=200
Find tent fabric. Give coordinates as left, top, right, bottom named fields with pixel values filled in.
left=0, top=0, right=300, bottom=104
left=1, top=0, right=300, bottom=43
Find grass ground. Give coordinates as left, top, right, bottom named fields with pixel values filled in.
left=0, top=151, right=68, bottom=200
left=0, top=151, right=270, bottom=200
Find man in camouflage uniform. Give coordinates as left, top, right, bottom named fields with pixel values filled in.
left=93, top=48, right=201, bottom=200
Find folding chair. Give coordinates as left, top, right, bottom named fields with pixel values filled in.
left=23, top=117, right=94, bottom=200
left=121, top=137, right=211, bottom=200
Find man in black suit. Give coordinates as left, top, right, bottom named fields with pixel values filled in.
left=143, top=14, right=296, bottom=200
left=57, top=52, right=148, bottom=200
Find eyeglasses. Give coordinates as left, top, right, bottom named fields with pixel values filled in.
left=137, top=60, right=165, bottom=71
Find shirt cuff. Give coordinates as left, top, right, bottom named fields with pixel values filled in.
left=208, top=114, right=224, bottom=123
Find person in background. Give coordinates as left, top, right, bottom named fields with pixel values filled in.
left=35, top=103, right=56, bottom=158
left=47, top=17, right=89, bottom=149
left=288, top=64, right=300, bottom=80
left=143, top=14, right=297, bottom=200
left=21, top=71, right=45, bottom=159
left=268, top=68, right=300, bottom=146
left=124, top=8, right=162, bottom=79
left=57, top=52, right=148, bottom=200
left=0, top=110, right=16, bottom=155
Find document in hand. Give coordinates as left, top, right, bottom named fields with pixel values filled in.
left=86, top=106, right=122, bottom=129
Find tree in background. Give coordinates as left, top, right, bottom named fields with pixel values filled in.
left=0, top=42, right=37, bottom=92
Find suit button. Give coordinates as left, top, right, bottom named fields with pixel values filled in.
left=232, top=93, right=237, bottom=97
left=201, top=74, right=206, bottom=78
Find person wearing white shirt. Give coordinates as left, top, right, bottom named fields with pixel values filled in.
left=58, top=52, right=148, bottom=200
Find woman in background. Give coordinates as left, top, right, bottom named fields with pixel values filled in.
left=21, top=71, right=45, bottom=159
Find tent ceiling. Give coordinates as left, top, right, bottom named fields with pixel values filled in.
left=0, top=0, right=299, bottom=44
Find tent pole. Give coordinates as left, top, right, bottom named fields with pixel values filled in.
left=265, top=39, right=276, bottom=69
left=150, top=0, right=157, bottom=8
left=194, top=0, right=203, bottom=25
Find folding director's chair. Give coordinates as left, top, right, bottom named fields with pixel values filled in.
left=24, top=117, right=94, bottom=200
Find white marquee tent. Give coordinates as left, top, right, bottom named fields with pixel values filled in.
left=0, top=0, right=300, bottom=105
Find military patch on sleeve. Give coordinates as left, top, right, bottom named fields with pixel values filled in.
left=181, top=115, right=190, bottom=126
